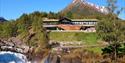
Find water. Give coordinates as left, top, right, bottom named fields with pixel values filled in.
left=0, top=51, right=30, bottom=63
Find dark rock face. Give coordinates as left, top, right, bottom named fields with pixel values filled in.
left=0, top=17, right=7, bottom=22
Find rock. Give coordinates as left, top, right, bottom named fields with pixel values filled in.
left=8, top=37, right=23, bottom=46
left=0, top=37, right=30, bottom=54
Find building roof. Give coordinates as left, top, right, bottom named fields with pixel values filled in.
left=43, top=19, right=98, bottom=22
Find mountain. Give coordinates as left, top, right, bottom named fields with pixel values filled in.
left=0, top=17, right=7, bottom=22
left=60, top=0, right=109, bottom=18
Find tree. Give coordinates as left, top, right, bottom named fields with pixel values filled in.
left=47, top=11, right=57, bottom=19
left=30, top=13, right=49, bottom=53
left=66, top=11, right=73, bottom=18
left=96, top=0, right=125, bottom=62
left=97, top=15, right=125, bottom=63
left=0, top=22, right=16, bottom=38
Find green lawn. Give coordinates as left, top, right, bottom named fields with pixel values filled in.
left=85, top=47, right=103, bottom=53
left=49, top=32, right=98, bottom=45
left=49, top=32, right=103, bottom=53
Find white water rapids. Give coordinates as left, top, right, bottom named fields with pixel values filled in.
left=0, top=51, right=31, bottom=63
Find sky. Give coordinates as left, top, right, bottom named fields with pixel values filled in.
left=0, top=0, right=125, bottom=20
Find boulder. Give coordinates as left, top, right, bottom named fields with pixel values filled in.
left=0, top=37, right=30, bottom=54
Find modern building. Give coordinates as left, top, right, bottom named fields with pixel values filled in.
left=43, top=17, right=98, bottom=32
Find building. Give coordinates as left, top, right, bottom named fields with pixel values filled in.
left=43, top=17, right=98, bottom=32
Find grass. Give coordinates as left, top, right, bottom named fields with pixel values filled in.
left=49, top=32, right=103, bottom=53
left=49, top=32, right=98, bottom=45
left=85, top=47, right=103, bottom=53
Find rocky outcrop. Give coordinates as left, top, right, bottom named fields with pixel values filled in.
left=0, top=37, right=30, bottom=54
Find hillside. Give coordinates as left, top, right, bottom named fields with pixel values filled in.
left=0, top=12, right=49, bottom=52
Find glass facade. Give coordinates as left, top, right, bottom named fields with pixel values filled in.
left=43, top=21, right=97, bottom=25
left=72, top=21, right=97, bottom=25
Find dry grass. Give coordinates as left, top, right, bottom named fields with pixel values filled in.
left=59, top=49, right=125, bottom=63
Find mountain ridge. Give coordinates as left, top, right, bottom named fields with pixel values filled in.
left=60, top=0, right=109, bottom=18
left=72, top=0, right=109, bottom=14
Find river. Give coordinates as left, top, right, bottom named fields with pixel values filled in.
left=0, top=51, right=30, bottom=63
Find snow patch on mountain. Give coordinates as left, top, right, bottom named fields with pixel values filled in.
left=72, top=0, right=109, bottom=14
left=82, top=0, right=109, bottom=14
